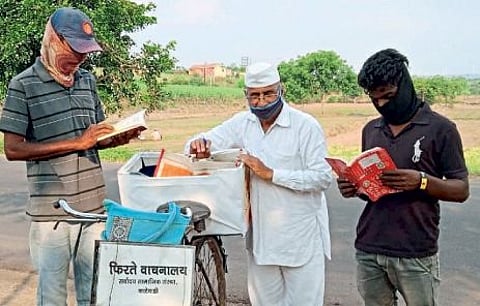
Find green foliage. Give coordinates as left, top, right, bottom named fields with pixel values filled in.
left=278, top=50, right=362, bottom=103
left=0, top=0, right=177, bottom=113
left=99, top=146, right=139, bottom=162
left=226, top=63, right=246, bottom=74
left=129, top=41, right=177, bottom=111
left=467, top=79, right=480, bottom=95
left=188, top=76, right=207, bottom=86
left=413, top=76, right=469, bottom=105
left=163, top=71, right=243, bottom=88
left=464, top=147, right=480, bottom=176
left=328, top=146, right=361, bottom=160
left=163, top=84, right=244, bottom=101
left=326, top=95, right=350, bottom=103
left=163, top=73, right=193, bottom=85
left=236, top=77, right=245, bottom=88
left=1, top=0, right=49, bottom=98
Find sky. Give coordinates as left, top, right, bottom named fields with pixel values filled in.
left=130, top=0, right=479, bottom=76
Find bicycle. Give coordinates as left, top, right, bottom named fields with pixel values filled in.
left=54, top=198, right=227, bottom=306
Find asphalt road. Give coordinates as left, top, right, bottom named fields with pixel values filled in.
left=0, top=156, right=479, bottom=305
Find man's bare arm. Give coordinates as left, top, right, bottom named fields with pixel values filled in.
left=3, top=124, right=113, bottom=161
left=380, top=169, right=469, bottom=203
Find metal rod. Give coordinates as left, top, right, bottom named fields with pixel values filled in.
left=55, top=199, right=107, bottom=221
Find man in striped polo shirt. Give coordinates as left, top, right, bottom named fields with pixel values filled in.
left=0, top=7, right=140, bottom=306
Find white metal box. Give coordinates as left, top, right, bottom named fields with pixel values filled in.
left=117, top=152, right=248, bottom=236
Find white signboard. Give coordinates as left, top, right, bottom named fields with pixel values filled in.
left=92, top=241, right=195, bottom=306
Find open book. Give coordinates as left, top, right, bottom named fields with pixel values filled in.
left=153, top=149, right=241, bottom=177
left=326, top=147, right=400, bottom=201
left=97, top=110, right=148, bottom=142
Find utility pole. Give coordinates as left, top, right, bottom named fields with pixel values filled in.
left=203, top=62, right=206, bottom=84
left=240, top=56, right=249, bottom=69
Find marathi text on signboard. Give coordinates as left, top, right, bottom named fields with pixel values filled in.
left=92, top=241, right=195, bottom=306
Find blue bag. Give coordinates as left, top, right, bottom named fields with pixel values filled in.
left=101, top=199, right=191, bottom=245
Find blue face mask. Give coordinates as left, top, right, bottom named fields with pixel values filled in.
left=249, top=95, right=284, bottom=120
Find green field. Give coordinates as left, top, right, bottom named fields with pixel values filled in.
left=164, top=84, right=244, bottom=101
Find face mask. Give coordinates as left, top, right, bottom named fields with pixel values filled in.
left=249, top=95, right=284, bottom=120
left=40, top=20, right=86, bottom=87
left=373, top=67, right=421, bottom=125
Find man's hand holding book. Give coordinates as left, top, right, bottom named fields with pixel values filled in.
left=327, top=147, right=401, bottom=202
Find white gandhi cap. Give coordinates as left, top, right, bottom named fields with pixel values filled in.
left=244, top=62, right=280, bottom=88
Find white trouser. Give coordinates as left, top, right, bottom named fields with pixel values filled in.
left=247, top=237, right=325, bottom=306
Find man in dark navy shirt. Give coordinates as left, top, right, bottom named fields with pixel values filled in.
left=336, top=48, right=469, bottom=306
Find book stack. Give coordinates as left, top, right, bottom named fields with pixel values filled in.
left=153, top=149, right=241, bottom=177
left=153, top=149, right=194, bottom=177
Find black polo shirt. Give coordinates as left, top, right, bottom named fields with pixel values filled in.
left=355, top=102, right=468, bottom=258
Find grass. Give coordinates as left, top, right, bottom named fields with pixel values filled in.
left=164, top=84, right=244, bottom=100
left=99, top=146, right=142, bottom=162
left=464, top=148, right=480, bottom=175
left=328, top=146, right=361, bottom=160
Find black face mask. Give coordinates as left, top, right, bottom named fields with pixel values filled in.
left=249, top=95, right=284, bottom=121
left=373, top=67, right=421, bottom=125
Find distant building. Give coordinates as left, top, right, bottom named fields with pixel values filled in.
left=188, top=63, right=233, bottom=83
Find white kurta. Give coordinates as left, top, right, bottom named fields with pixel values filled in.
left=185, top=103, right=332, bottom=266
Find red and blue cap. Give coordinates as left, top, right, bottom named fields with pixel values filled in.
left=50, top=7, right=103, bottom=54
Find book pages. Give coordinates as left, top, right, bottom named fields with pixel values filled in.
left=97, top=109, right=147, bottom=141
left=154, top=152, right=238, bottom=177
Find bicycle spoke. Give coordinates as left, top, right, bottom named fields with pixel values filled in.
left=196, top=256, right=219, bottom=304
left=192, top=236, right=226, bottom=306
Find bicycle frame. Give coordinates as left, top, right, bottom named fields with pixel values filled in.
left=53, top=199, right=228, bottom=306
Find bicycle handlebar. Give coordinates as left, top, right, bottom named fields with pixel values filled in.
left=55, top=199, right=108, bottom=222
left=53, top=199, right=207, bottom=233
left=54, top=199, right=196, bottom=222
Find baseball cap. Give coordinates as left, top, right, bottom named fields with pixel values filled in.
left=244, top=62, right=280, bottom=88
left=50, top=7, right=103, bottom=54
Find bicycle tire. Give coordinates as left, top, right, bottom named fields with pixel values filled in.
left=191, top=236, right=227, bottom=306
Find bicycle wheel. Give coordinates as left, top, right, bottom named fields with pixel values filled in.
left=191, top=236, right=227, bottom=306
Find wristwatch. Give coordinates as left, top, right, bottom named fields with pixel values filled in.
left=419, top=171, right=428, bottom=190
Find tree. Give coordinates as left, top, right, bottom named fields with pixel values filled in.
left=468, top=79, right=480, bottom=95
left=414, top=76, right=469, bottom=105
left=0, top=0, right=177, bottom=113
left=278, top=50, right=361, bottom=103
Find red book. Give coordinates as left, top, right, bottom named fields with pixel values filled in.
left=326, top=147, right=400, bottom=201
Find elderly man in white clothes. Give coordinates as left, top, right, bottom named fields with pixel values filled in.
left=185, top=62, right=333, bottom=306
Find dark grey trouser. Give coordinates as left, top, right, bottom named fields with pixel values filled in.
left=355, top=250, right=440, bottom=306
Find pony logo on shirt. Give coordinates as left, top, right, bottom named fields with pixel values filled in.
left=412, top=136, right=425, bottom=163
